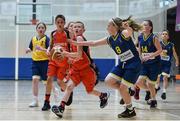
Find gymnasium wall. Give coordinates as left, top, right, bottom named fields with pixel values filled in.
left=0, top=0, right=174, bottom=80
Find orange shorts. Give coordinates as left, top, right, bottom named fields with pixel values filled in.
left=47, top=60, right=69, bottom=81
left=69, top=66, right=96, bottom=93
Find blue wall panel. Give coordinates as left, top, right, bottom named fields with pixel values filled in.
left=0, top=58, right=115, bottom=80
left=0, top=58, right=15, bottom=80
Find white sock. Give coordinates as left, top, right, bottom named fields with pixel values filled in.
left=163, top=89, right=166, bottom=93
left=33, top=96, right=38, bottom=101
left=126, top=103, right=133, bottom=110
left=155, top=84, right=159, bottom=89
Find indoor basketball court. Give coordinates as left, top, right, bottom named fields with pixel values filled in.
left=0, top=0, right=180, bottom=120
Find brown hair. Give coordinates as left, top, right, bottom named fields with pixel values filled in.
left=74, top=21, right=85, bottom=29
left=112, top=16, right=142, bottom=32
left=36, top=22, right=46, bottom=30
left=144, top=20, right=153, bottom=33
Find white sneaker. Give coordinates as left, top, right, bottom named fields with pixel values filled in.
left=29, top=99, right=39, bottom=107
left=53, top=87, right=59, bottom=102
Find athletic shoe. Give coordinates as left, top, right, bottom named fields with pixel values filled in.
left=134, top=87, right=140, bottom=100
left=66, top=92, right=73, bottom=106
left=161, top=92, right=166, bottom=100
left=155, top=86, right=161, bottom=93
left=51, top=105, right=64, bottom=118
left=42, top=100, right=51, bottom=111
left=100, top=92, right=110, bottom=108
left=118, top=107, right=136, bottom=118
left=129, top=88, right=135, bottom=96
left=145, top=91, right=150, bottom=101
left=29, top=99, right=38, bottom=107
left=150, top=100, right=157, bottom=108
left=119, top=98, right=125, bottom=105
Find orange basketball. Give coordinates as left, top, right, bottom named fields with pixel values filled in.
left=50, top=46, right=64, bottom=61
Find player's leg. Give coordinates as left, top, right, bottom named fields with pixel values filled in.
left=82, top=67, right=110, bottom=108
left=29, top=75, right=40, bottom=107
left=42, top=63, right=57, bottom=111
left=29, top=61, right=40, bottom=107
left=52, top=79, right=75, bottom=118
left=118, top=67, right=140, bottom=118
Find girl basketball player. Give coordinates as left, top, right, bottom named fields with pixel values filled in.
left=26, top=22, right=50, bottom=107
left=42, top=15, right=73, bottom=111
left=51, top=21, right=109, bottom=118
left=156, top=30, right=179, bottom=100
left=70, top=17, right=142, bottom=118
left=135, top=20, right=162, bottom=108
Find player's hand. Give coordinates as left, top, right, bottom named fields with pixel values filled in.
left=176, top=61, right=179, bottom=67
left=35, top=45, right=44, bottom=51
left=69, top=40, right=78, bottom=45
left=46, top=49, right=50, bottom=56
left=142, top=56, right=150, bottom=62
left=25, top=48, right=31, bottom=54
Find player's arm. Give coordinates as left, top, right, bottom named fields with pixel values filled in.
left=151, top=36, right=162, bottom=58
left=62, top=36, right=83, bottom=58
left=143, top=36, right=162, bottom=62
left=121, top=21, right=133, bottom=39
left=26, top=39, right=33, bottom=53
left=35, top=36, right=50, bottom=52
left=172, top=46, right=179, bottom=66
left=70, top=37, right=108, bottom=47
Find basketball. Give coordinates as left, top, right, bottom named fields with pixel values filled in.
left=50, top=46, right=64, bottom=61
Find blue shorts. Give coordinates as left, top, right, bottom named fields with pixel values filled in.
left=160, top=63, right=171, bottom=77
left=109, top=62, right=141, bottom=87
left=140, top=62, right=160, bottom=82
left=32, top=60, right=49, bottom=81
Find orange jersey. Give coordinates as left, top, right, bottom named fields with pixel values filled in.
left=70, top=37, right=91, bottom=70
left=49, top=30, right=69, bottom=67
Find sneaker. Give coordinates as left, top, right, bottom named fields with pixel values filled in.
left=119, top=98, right=125, bottom=105
left=42, top=100, right=51, bottom=111
left=155, top=87, right=161, bottom=93
left=100, top=92, right=110, bottom=108
left=129, top=88, right=135, bottom=96
left=145, top=91, right=150, bottom=101
left=134, top=87, right=140, bottom=100
left=51, top=105, right=64, bottom=118
left=150, top=100, right=157, bottom=108
left=118, top=107, right=136, bottom=118
left=66, top=92, right=73, bottom=106
left=161, top=93, right=166, bottom=100
left=29, top=99, right=38, bottom=107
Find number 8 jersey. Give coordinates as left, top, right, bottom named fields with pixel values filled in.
left=107, top=32, right=140, bottom=69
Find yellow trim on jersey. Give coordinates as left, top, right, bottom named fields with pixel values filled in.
left=109, top=73, right=122, bottom=81
left=121, top=34, right=130, bottom=41
left=112, top=33, right=119, bottom=41
left=143, top=33, right=152, bottom=41
left=162, top=72, right=170, bottom=77
left=121, top=78, right=134, bottom=87
left=32, top=36, right=48, bottom=61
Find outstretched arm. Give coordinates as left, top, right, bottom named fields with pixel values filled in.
left=173, top=46, right=179, bottom=66
left=70, top=37, right=108, bottom=47
left=63, top=36, right=83, bottom=58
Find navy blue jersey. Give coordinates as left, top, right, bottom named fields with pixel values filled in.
left=160, top=41, right=174, bottom=66
left=107, top=33, right=141, bottom=69
left=138, top=33, right=160, bottom=64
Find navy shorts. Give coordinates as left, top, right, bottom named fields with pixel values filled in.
left=160, top=62, right=171, bottom=77
left=140, top=62, right=160, bottom=82
left=32, top=60, right=49, bottom=81
left=109, top=62, right=141, bottom=87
